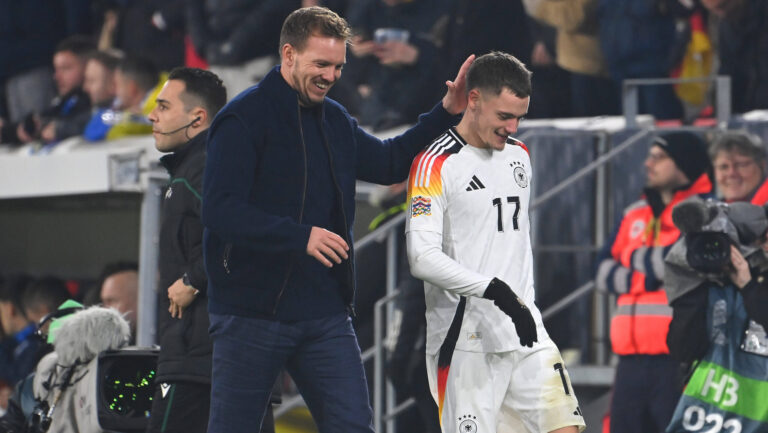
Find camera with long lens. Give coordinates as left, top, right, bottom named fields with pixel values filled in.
left=672, top=199, right=768, bottom=276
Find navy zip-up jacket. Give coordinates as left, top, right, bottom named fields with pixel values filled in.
left=202, top=66, right=459, bottom=318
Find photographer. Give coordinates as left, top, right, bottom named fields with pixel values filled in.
left=665, top=199, right=768, bottom=433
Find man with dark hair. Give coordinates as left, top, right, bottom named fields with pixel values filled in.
left=0, top=36, right=94, bottom=145
left=405, top=52, right=585, bottom=433
left=82, top=50, right=122, bottom=141
left=20, top=276, right=70, bottom=324
left=101, top=55, right=163, bottom=140
left=83, top=51, right=121, bottom=109
left=0, top=275, right=40, bottom=388
left=145, top=67, right=230, bottom=433
left=202, top=6, right=472, bottom=432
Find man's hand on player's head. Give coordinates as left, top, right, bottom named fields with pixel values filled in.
left=442, top=54, right=475, bottom=115
left=307, top=226, right=349, bottom=268
left=482, top=278, right=538, bottom=347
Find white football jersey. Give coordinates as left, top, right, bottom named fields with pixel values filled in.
left=405, top=127, right=546, bottom=354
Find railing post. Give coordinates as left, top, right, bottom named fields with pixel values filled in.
left=385, top=229, right=397, bottom=433
left=374, top=291, right=400, bottom=433
left=622, top=82, right=639, bottom=129
left=594, top=133, right=609, bottom=365
left=137, top=174, right=164, bottom=346
left=374, top=296, right=383, bottom=433
left=716, top=75, right=732, bottom=130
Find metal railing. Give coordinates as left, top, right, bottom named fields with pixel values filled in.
left=622, top=75, right=731, bottom=128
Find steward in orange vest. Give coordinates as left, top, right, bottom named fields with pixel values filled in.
left=596, top=131, right=713, bottom=433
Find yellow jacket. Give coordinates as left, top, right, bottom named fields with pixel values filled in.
left=525, top=0, right=609, bottom=77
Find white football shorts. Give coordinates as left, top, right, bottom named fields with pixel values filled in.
left=426, top=338, right=586, bottom=433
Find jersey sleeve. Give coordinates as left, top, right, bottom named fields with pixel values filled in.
left=407, top=230, right=491, bottom=297
left=405, top=149, right=448, bottom=234
left=404, top=149, right=490, bottom=297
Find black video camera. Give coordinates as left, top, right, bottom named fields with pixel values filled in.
left=672, top=199, right=768, bottom=276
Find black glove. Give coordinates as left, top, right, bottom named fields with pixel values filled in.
left=483, top=278, right=538, bottom=347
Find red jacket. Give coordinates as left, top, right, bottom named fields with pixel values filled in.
left=749, top=177, right=768, bottom=205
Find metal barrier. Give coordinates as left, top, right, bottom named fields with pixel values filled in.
left=622, top=76, right=731, bottom=128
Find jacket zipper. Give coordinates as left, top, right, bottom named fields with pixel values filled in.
left=319, top=113, right=356, bottom=317
left=271, top=100, right=309, bottom=314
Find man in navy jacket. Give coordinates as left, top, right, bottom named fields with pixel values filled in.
left=202, top=6, right=472, bottom=432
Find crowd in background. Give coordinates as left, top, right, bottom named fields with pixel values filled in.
left=1, top=0, right=767, bottom=150
left=1, top=0, right=768, bottom=430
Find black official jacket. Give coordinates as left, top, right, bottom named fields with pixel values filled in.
left=157, top=131, right=211, bottom=384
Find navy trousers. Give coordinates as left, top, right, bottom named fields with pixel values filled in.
left=206, top=312, right=375, bottom=433
left=610, top=354, right=681, bottom=433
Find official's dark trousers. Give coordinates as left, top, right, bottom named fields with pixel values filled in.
left=207, top=312, right=374, bottom=433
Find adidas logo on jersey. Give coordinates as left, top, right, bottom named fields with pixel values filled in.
left=466, top=175, right=485, bottom=191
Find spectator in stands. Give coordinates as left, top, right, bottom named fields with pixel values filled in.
left=0, top=36, right=94, bottom=146
left=20, top=276, right=70, bottom=325
left=185, top=0, right=300, bottom=99
left=595, top=132, right=713, bottom=433
left=99, top=262, right=139, bottom=337
left=439, top=0, right=533, bottom=92
left=0, top=275, right=41, bottom=388
left=83, top=51, right=121, bottom=110
left=522, top=19, right=573, bottom=119
left=91, top=56, right=164, bottom=141
left=82, top=50, right=122, bottom=141
left=597, top=0, right=692, bottom=120
left=701, top=0, right=768, bottom=112
left=711, top=131, right=768, bottom=204
left=0, top=0, right=91, bottom=123
left=525, top=0, right=620, bottom=117
left=345, top=0, right=447, bottom=130
left=145, top=67, right=231, bottom=433
left=113, top=0, right=186, bottom=72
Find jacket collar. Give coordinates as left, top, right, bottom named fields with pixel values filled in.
left=260, top=66, right=326, bottom=123
left=644, top=173, right=713, bottom=217
left=159, top=131, right=206, bottom=175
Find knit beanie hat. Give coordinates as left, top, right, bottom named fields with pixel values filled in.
left=653, top=132, right=712, bottom=183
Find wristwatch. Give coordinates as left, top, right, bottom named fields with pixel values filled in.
left=182, top=273, right=200, bottom=296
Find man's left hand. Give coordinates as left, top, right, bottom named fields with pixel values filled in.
left=168, top=278, right=198, bottom=319
left=442, top=54, right=475, bottom=115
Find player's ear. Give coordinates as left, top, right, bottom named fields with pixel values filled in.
left=467, top=89, right=481, bottom=110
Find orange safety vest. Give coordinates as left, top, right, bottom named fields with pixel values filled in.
left=609, top=174, right=713, bottom=355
